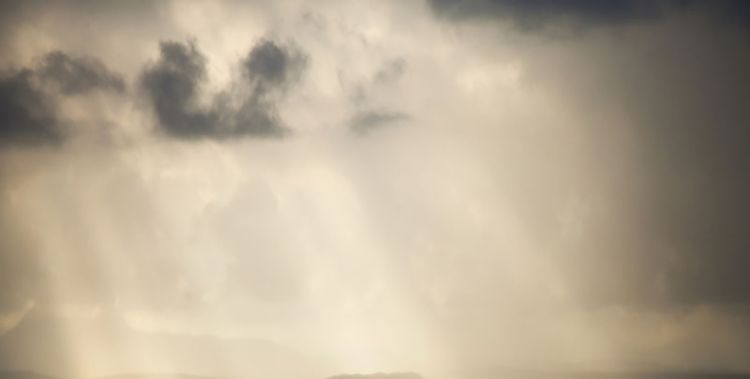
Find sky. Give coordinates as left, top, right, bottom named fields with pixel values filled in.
left=1, top=1, right=750, bottom=378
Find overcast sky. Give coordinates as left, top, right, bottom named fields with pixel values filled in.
left=1, top=1, right=750, bottom=378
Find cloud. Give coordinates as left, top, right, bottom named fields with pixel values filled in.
left=231, top=39, right=307, bottom=137
left=419, top=0, right=750, bottom=311
left=426, top=0, right=750, bottom=31
left=0, top=51, right=126, bottom=147
left=142, top=39, right=306, bottom=139
left=242, top=39, right=307, bottom=99
left=427, top=0, right=672, bottom=29
left=141, top=41, right=220, bottom=139
left=350, top=110, right=409, bottom=135
left=36, top=51, right=126, bottom=95
left=0, top=69, right=60, bottom=146
left=0, top=51, right=130, bottom=315
left=497, top=8, right=750, bottom=309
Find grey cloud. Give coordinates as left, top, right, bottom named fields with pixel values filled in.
left=508, top=13, right=750, bottom=309
left=0, top=69, right=60, bottom=147
left=422, top=1, right=750, bottom=310
left=427, top=0, right=750, bottom=31
left=142, top=39, right=305, bottom=139
left=0, top=51, right=126, bottom=147
left=243, top=39, right=307, bottom=98
left=234, top=39, right=307, bottom=137
left=350, top=110, right=409, bottom=135
left=36, top=51, right=126, bottom=95
left=0, top=51, right=129, bottom=309
left=141, top=41, right=220, bottom=139
left=427, top=0, right=672, bottom=30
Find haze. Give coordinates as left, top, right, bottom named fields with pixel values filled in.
left=1, top=1, right=749, bottom=379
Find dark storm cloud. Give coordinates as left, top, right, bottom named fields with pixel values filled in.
left=36, top=51, right=126, bottom=95
left=427, top=0, right=672, bottom=29
left=142, top=39, right=306, bottom=139
left=0, top=45, right=127, bottom=312
left=428, top=1, right=750, bottom=309
left=0, top=52, right=126, bottom=147
left=485, top=7, right=750, bottom=309
left=427, top=0, right=750, bottom=31
left=575, top=36, right=750, bottom=308
left=350, top=110, right=409, bottom=135
left=141, top=41, right=220, bottom=139
left=243, top=39, right=307, bottom=98
left=234, top=39, right=307, bottom=136
left=0, top=69, right=60, bottom=146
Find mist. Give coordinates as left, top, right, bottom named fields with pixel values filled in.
left=1, top=1, right=750, bottom=379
